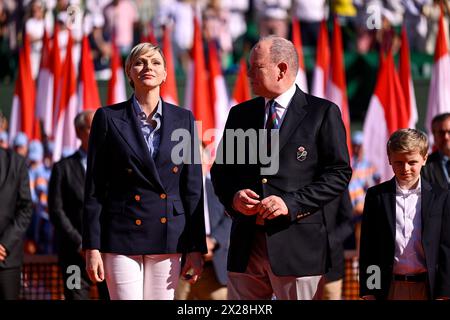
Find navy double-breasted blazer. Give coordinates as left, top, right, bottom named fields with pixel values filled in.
left=82, top=98, right=207, bottom=255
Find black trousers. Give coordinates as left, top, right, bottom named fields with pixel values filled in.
left=60, top=259, right=109, bottom=300
left=0, top=267, right=21, bottom=300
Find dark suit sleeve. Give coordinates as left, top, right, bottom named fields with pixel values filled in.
left=210, top=107, right=242, bottom=217
left=436, top=191, right=450, bottom=298
left=0, top=156, right=32, bottom=252
left=179, top=111, right=207, bottom=253
left=334, top=190, right=354, bottom=242
left=49, top=161, right=82, bottom=248
left=83, top=107, right=108, bottom=250
left=359, top=187, right=377, bottom=297
left=283, top=103, right=352, bottom=220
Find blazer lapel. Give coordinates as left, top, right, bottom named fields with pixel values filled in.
left=278, top=87, right=308, bottom=152
left=154, top=101, right=179, bottom=171
left=420, top=180, right=434, bottom=254
left=111, top=99, right=164, bottom=190
left=432, top=161, right=447, bottom=188
left=71, top=152, right=86, bottom=189
left=382, top=178, right=397, bottom=240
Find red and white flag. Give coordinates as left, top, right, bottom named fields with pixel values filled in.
left=425, top=10, right=450, bottom=144
left=78, top=35, right=102, bottom=111
left=53, top=32, right=78, bottom=161
left=160, top=25, right=179, bottom=105
left=208, top=41, right=229, bottom=148
left=363, top=53, right=409, bottom=182
left=9, top=33, right=36, bottom=142
left=230, top=58, right=251, bottom=107
left=107, top=45, right=127, bottom=105
left=35, top=30, right=54, bottom=137
left=399, top=26, right=418, bottom=129
left=291, top=17, right=308, bottom=93
left=50, top=24, right=63, bottom=138
left=311, top=20, right=330, bottom=99
left=184, top=16, right=213, bottom=144
left=326, top=18, right=351, bottom=157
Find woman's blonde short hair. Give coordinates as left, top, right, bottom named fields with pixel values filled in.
left=124, top=42, right=166, bottom=89
left=387, top=128, right=429, bottom=157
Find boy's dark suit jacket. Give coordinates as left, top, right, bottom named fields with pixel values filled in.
left=0, top=148, right=32, bottom=269
left=422, top=151, right=449, bottom=189
left=82, top=98, right=206, bottom=255
left=211, top=86, right=352, bottom=277
left=359, top=178, right=450, bottom=299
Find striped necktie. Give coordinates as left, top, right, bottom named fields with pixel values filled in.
left=265, top=99, right=278, bottom=130
left=265, top=100, right=278, bottom=156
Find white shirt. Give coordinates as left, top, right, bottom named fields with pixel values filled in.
left=264, top=82, right=297, bottom=127
left=393, top=178, right=427, bottom=275
left=203, top=175, right=211, bottom=235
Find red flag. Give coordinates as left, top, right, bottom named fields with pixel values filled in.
left=363, top=52, right=408, bottom=182
left=51, top=24, right=62, bottom=137
left=9, top=33, right=36, bottom=141
left=230, top=58, right=251, bottom=106
left=399, top=26, right=418, bottom=129
left=184, top=16, right=213, bottom=144
left=327, top=18, right=351, bottom=157
left=160, top=25, right=179, bottom=105
left=78, top=35, right=101, bottom=110
left=53, top=32, right=78, bottom=161
left=426, top=9, right=450, bottom=145
left=291, top=17, right=308, bottom=92
left=208, top=41, right=229, bottom=149
left=107, top=45, right=127, bottom=105
left=35, top=30, right=54, bottom=137
left=311, top=21, right=330, bottom=98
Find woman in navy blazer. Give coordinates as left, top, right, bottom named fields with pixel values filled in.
left=82, top=43, right=206, bottom=300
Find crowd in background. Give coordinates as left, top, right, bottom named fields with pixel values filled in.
left=0, top=0, right=449, bottom=83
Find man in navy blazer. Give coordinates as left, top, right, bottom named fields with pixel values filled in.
left=211, top=36, right=352, bottom=299
left=422, top=113, right=450, bottom=189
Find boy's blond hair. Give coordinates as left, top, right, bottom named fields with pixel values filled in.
left=387, top=128, right=428, bottom=157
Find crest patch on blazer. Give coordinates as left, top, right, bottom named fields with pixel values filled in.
left=297, top=146, right=307, bottom=162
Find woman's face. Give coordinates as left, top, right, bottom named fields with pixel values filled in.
left=128, top=49, right=167, bottom=91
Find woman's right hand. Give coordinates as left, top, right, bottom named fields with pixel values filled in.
left=85, top=249, right=105, bottom=283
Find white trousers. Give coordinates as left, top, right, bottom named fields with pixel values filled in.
left=103, top=253, right=182, bottom=300
left=227, top=230, right=323, bottom=300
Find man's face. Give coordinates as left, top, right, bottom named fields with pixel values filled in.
left=248, top=40, right=278, bottom=97
left=432, top=118, right=450, bottom=156
left=389, top=149, right=427, bottom=189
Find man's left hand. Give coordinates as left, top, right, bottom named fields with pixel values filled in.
left=258, top=195, right=288, bottom=220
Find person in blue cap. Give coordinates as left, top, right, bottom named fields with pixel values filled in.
left=27, top=140, right=53, bottom=254
left=13, top=132, right=28, bottom=157
left=0, top=131, right=8, bottom=149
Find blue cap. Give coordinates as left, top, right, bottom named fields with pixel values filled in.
left=0, top=131, right=8, bottom=142
left=13, top=132, right=28, bottom=147
left=28, top=140, right=44, bottom=162
left=352, top=131, right=364, bottom=145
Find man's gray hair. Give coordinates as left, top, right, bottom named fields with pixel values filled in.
left=259, top=35, right=299, bottom=75
left=74, top=110, right=94, bottom=130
